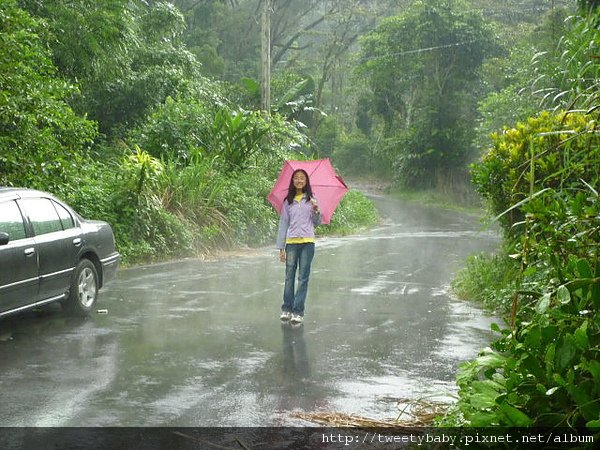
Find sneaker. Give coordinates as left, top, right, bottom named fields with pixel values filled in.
left=280, top=311, right=292, bottom=321
left=290, top=313, right=303, bottom=324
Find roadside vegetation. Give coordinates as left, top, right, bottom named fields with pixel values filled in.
left=0, top=0, right=377, bottom=265
left=388, top=188, right=484, bottom=214
left=1, top=0, right=597, bottom=431
left=444, top=4, right=599, bottom=429
left=446, top=109, right=599, bottom=428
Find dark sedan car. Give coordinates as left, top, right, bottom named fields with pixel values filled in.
left=0, top=188, right=120, bottom=318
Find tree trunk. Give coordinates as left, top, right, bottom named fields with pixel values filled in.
left=261, top=0, right=271, bottom=113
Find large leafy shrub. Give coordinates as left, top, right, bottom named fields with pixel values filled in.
left=129, top=96, right=216, bottom=162
left=471, top=111, right=598, bottom=231
left=158, top=151, right=232, bottom=252
left=445, top=108, right=599, bottom=429
left=98, top=148, right=196, bottom=263
left=131, top=96, right=294, bottom=171
left=0, top=0, right=97, bottom=191
left=446, top=187, right=599, bottom=428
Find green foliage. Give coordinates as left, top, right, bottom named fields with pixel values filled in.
left=578, top=0, right=600, bottom=13
left=137, top=1, right=186, bottom=42
left=0, top=0, right=98, bottom=191
left=112, top=147, right=193, bottom=261
left=18, top=0, right=132, bottom=81
left=476, top=44, right=540, bottom=150
left=477, top=9, right=599, bottom=148
left=445, top=186, right=599, bottom=428
left=447, top=106, right=599, bottom=429
left=356, top=0, right=496, bottom=188
left=129, top=96, right=215, bottom=162
left=451, top=249, right=519, bottom=311
left=18, top=0, right=215, bottom=136
left=237, top=77, right=261, bottom=108
left=333, top=132, right=374, bottom=175
left=318, top=190, right=379, bottom=236
left=215, top=170, right=278, bottom=247
left=517, top=9, right=599, bottom=117
left=551, top=12, right=600, bottom=111
left=131, top=96, right=281, bottom=171
left=208, top=108, right=271, bottom=170
left=313, top=115, right=338, bottom=158
left=235, top=72, right=319, bottom=135
left=449, top=8, right=599, bottom=421
left=517, top=187, right=599, bottom=289
left=57, top=147, right=198, bottom=264
left=158, top=151, right=231, bottom=252
left=448, top=260, right=599, bottom=428
left=271, top=73, right=316, bottom=127
left=471, top=111, right=598, bottom=231
left=192, top=44, right=225, bottom=78
left=181, top=0, right=260, bottom=84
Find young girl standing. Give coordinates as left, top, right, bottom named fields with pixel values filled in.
left=276, top=169, right=321, bottom=324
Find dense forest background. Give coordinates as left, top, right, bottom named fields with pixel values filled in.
left=1, top=0, right=598, bottom=430
left=1, top=0, right=595, bottom=259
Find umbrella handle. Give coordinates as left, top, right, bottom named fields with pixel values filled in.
left=310, top=198, right=319, bottom=212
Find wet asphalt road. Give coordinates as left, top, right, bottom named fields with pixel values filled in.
left=0, top=194, right=501, bottom=426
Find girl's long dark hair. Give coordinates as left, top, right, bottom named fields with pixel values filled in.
left=285, top=169, right=313, bottom=205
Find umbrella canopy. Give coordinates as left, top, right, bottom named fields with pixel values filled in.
left=267, top=158, right=348, bottom=224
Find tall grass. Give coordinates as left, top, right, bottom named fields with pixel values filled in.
left=159, top=151, right=233, bottom=252
left=451, top=248, right=519, bottom=312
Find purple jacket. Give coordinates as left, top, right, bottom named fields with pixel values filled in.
left=276, top=195, right=322, bottom=249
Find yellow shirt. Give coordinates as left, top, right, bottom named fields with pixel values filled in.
left=286, top=194, right=316, bottom=244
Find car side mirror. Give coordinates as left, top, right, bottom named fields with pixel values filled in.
left=0, top=232, right=9, bottom=246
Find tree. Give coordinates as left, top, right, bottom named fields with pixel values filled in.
left=267, top=0, right=404, bottom=138
left=93, top=1, right=205, bottom=133
left=0, top=0, right=97, bottom=190
left=172, top=1, right=398, bottom=124
left=19, top=0, right=207, bottom=137
left=169, top=0, right=231, bottom=78
left=356, top=0, right=495, bottom=188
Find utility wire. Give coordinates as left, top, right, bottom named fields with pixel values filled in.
left=359, top=39, right=478, bottom=63
left=384, top=40, right=478, bottom=57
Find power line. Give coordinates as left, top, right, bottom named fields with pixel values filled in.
left=384, top=40, right=478, bottom=57
left=359, top=40, right=478, bottom=63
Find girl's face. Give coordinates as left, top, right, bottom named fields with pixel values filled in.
left=293, top=172, right=307, bottom=191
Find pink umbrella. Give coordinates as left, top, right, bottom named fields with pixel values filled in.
left=267, top=158, right=349, bottom=224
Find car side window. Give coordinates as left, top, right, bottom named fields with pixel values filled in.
left=0, top=200, right=27, bottom=241
left=53, top=201, right=75, bottom=229
left=21, top=198, right=63, bottom=236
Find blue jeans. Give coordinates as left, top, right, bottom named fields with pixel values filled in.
left=282, top=243, right=315, bottom=316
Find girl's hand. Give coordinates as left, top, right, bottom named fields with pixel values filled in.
left=279, top=249, right=286, bottom=263
left=310, top=198, right=319, bottom=212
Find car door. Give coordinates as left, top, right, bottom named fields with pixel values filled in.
left=0, top=199, right=39, bottom=314
left=19, top=197, right=82, bottom=301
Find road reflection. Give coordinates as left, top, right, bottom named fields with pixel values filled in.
left=281, top=324, right=310, bottom=381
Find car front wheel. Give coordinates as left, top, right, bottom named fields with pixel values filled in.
left=65, top=259, right=99, bottom=316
